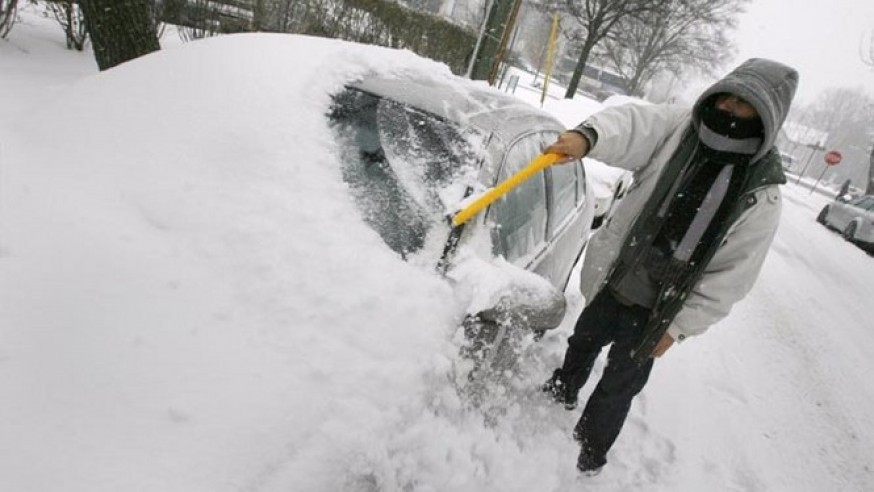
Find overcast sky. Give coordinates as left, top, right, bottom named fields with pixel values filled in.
left=729, top=0, right=874, bottom=104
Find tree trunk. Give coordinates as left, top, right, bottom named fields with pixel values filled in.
left=252, top=0, right=267, bottom=31
left=867, top=144, right=874, bottom=195
left=0, top=0, right=19, bottom=39
left=485, top=0, right=522, bottom=85
left=564, top=38, right=596, bottom=99
left=81, top=0, right=160, bottom=71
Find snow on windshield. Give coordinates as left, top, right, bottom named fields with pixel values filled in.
left=377, top=96, right=483, bottom=212
left=330, top=87, right=484, bottom=258
left=0, top=32, right=474, bottom=492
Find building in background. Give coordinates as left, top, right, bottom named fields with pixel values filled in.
left=553, top=54, right=629, bottom=100
left=776, top=121, right=828, bottom=174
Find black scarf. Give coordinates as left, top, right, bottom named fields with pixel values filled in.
left=697, top=98, right=763, bottom=164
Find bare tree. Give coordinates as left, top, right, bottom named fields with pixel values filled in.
left=600, top=0, right=745, bottom=96
left=869, top=138, right=874, bottom=195
left=468, top=0, right=520, bottom=81
left=514, top=4, right=556, bottom=71
left=862, top=29, right=874, bottom=68
left=46, top=0, right=88, bottom=50
left=544, top=0, right=658, bottom=98
left=442, top=0, right=487, bottom=28
left=256, top=0, right=476, bottom=74
left=795, top=88, right=874, bottom=191
left=0, top=0, right=18, bottom=38
left=175, top=0, right=223, bottom=41
left=80, top=0, right=160, bottom=70
left=862, top=29, right=874, bottom=193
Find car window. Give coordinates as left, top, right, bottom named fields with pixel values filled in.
left=575, top=161, right=586, bottom=205
left=849, top=196, right=869, bottom=207
left=488, top=134, right=548, bottom=263
left=549, top=154, right=579, bottom=236
left=328, top=88, right=482, bottom=258
left=375, top=98, right=484, bottom=210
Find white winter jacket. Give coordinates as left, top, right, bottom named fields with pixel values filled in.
left=578, top=102, right=783, bottom=342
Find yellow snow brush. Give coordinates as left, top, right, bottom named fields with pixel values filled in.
left=450, top=152, right=563, bottom=227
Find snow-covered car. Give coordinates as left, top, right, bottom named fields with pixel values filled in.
left=586, top=160, right=632, bottom=229
left=582, top=95, right=645, bottom=228
left=817, top=194, right=874, bottom=252
left=330, top=75, right=595, bottom=297
left=523, top=94, right=636, bottom=230
left=0, top=34, right=594, bottom=490
left=327, top=73, right=597, bottom=367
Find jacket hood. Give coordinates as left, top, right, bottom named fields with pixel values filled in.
left=692, top=58, right=798, bottom=163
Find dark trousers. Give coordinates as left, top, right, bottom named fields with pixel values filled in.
left=560, top=289, right=654, bottom=468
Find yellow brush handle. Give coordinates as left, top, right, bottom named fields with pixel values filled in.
left=451, top=153, right=562, bottom=227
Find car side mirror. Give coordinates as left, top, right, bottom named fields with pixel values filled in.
left=449, top=256, right=567, bottom=332
left=475, top=282, right=567, bottom=331
left=451, top=257, right=567, bottom=386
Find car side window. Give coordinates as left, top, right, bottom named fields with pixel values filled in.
left=489, top=135, right=548, bottom=263
left=328, top=88, right=483, bottom=258
left=549, top=152, right=579, bottom=236
left=849, top=196, right=869, bottom=208
left=575, top=161, right=586, bottom=205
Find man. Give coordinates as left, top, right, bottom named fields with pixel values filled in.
left=541, top=58, right=798, bottom=475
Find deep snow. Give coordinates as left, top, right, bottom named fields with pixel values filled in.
left=2, top=7, right=873, bottom=492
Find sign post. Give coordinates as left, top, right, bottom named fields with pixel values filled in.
left=539, top=13, right=560, bottom=107
left=795, top=144, right=821, bottom=185
left=810, top=150, right=842, bottom=195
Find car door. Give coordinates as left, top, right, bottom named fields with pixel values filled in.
left=859, top=198, right=874, bottom=242
left=541, top=131, right=589, bottom=290
left=832, top=196, right=869, bottom=230
left=487, top=133, right=550, bottom=279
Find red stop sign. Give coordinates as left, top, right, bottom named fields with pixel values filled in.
left=824, top=150, right=842, bottom=166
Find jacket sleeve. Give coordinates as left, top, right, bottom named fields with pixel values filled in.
left=667, top=186, right=782, bottom=341
left=577, top=103, right=689, bottom=172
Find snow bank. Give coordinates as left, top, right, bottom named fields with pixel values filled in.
left=0, top=33, right=469, bottom=491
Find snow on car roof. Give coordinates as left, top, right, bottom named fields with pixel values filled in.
left=0, top=33, right=475, bottom=490
left=352, top=75, right=563, bottom=142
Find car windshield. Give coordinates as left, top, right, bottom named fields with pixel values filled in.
left=329, top=88, right=485, bottom=258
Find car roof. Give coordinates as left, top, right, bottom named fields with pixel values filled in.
left=351, top=76, right=564, bottom=143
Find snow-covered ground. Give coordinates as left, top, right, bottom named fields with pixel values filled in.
left=2, top=7, right=873, bottom=492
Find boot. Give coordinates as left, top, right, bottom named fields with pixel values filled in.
left=576, top=448, right=606, bottom=476
left=541, top=369, right=578, bottom=410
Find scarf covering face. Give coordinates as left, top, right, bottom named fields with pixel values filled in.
left=624, top=58, right=798, bottom=363
left=692, top=58, right=799, bottom=163
left=697, top=96, right=763, bottom=163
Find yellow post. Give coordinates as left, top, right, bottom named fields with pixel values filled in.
left=540, top=13, right=560, bottom=107
left=451, top=153, right=562, bottom=227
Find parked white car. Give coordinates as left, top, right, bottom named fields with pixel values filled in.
left=817, top=194, right=874, bottom=252
left=0, top=34, right=597, bottom=491
left=586, top=160, right=632, bottom=229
